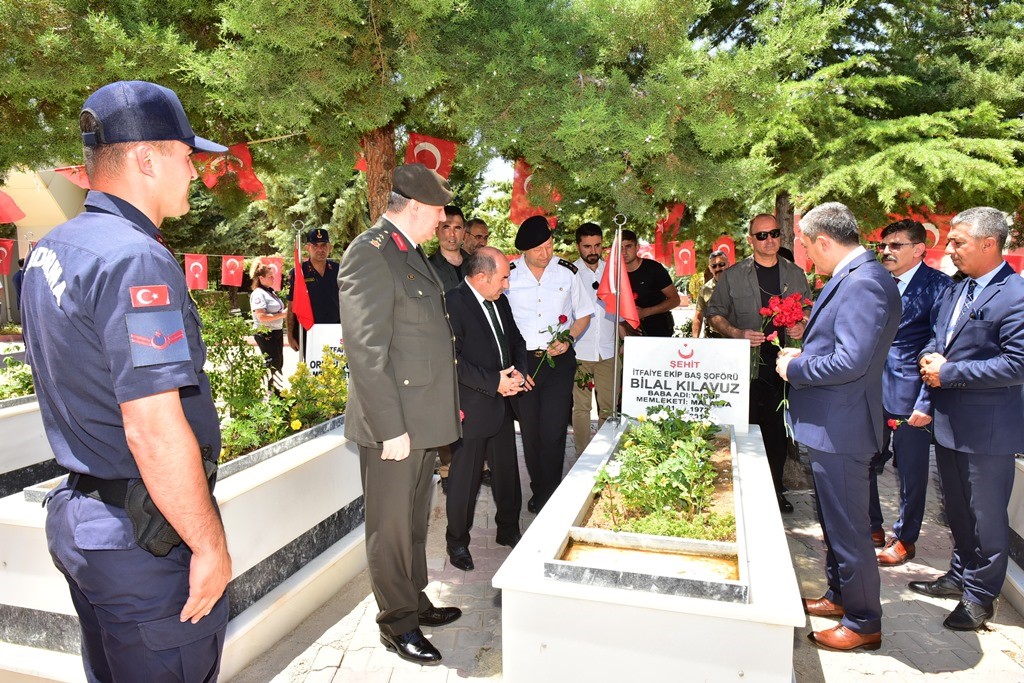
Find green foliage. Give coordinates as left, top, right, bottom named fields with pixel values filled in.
left=675, top=318, right=693, bottom=338
left=195, top=292, right=267, bottom=419
left=593, top=405, right=733, bottom=542
left=0, top=353, right=34, bottom=400
left=219, top=395, right=292, bottom=462
left=284, top=346, right=349, bottom=430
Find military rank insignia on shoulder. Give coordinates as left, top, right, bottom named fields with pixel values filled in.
left=509, top=261, right=517, bottom=270
left=366, top=228, right=388, bottom=251
left=558, top=258, right=578, bottom=274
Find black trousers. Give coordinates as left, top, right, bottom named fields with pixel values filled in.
left=254, top=328, right=284, bottom=390
left=749, top=376, right=789, bottom=495
left=445, top=407, right=521, bottom=548
left=513, top=349, right=575, bottom=509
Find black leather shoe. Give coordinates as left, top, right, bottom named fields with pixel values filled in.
left=440, top=477, right=449, bottom=495
left=908, top=575, right=962, bottom=598
left=480, top=469, right=492, bottom=488
left=527, top=497, right=540, bottom=514
left=380, top=628, right=441, bottom=665
left=944, top=599, right=994, bottom=631
left=778, top=494, right=794, bottom=513
left=419, top=605, right=462, bottom=627
left=496, top=530, right=522, bottom=549
left=448, top=545, right=474, bottom=571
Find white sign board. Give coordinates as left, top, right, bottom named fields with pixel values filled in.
left=622, top=337, right=750, bottom=433
left=305, top=324, right=343, bottom=376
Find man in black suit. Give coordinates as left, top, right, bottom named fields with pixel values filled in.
left=444, top=247, right=530, bottom=571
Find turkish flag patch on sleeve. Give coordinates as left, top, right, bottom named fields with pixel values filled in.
left=125, top=311, right=191, bottom=367
left=129, top=285, right=170, bottom=308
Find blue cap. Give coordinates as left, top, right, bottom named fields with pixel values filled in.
left=80, top=81, right=227, bottom=153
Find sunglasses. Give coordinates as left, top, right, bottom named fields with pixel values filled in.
left=752, top=229, right=781, bottom=241
left=875, top=241, right=921, bottom=252
left=710, top=263, right=727, bottom=270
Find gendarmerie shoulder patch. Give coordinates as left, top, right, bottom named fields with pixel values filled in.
left=366, top=228, right=389, bottom=251
left=557, top=258, right=578, bottom=274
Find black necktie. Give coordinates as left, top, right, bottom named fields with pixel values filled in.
left=482, top=299, right=511, bottom=368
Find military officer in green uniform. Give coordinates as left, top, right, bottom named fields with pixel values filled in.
left=337, top=163, right=463, bottom=666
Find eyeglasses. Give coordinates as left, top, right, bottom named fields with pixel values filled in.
left=752, top=229, right=781, bottom=241
left=875, top=241, right=922, bottom=252
left=710, top=263, right=727, bottom=271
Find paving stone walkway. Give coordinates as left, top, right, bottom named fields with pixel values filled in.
left=231, top=430, right=1024, bottom=682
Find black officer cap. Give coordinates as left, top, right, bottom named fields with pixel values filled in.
left=80, top=81, right=227, bottom=153
left=392, top=163, right=453, bottom=206
left=307, top=228, right=330, bottom=244
left=515, top=215, right=553, bottom=251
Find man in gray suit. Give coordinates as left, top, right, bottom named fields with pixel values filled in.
left=777, top=202, right=901, bottom=652
left=338, top=163, right=463, bottom=666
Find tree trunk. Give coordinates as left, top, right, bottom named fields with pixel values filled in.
left=362, top=123, right=396, bottom=223
left=775, top=191, right=795, bottom=250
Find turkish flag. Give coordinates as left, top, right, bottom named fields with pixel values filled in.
left=923, top=248, right=948, bottom=271
left=354, top=154, right=368, bottom=172
left=597, top=233, right=640, bottom=330
left=290, top=245, right=314, bottom=331
left=184, top=254, right=209, bottom=290
left=0, top=191, right=26, bottom=224
left=53, top=165, right=91, bottom=189
left=655, top=203, right=686, bottom=264
left=510, top=159, right=558, bottom=229
left=712, top=235, right=736, bottom=265
left=673, top=240, right=696, bottom=276
left=0, top=239, right=14, bottom=276
left=637, top=243, right=655, bottom=260
left=260, top=256, right=284, bottom=291
left=405, top=133, right=458, bottom=179
left=195, top=143, right=267, bottom=200
left=221, top=255, right=244, bottom=287
left=1004, top=254, right=1024, bottom=274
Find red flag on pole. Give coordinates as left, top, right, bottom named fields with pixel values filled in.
left=510, top=159, right=559, bottom=229
left=354, top=154, right=368, bottom=172
left=260, top=256, right=284, bottom=291
left=221, top=255, right=244, bottom=287
left=597, top=233, right=641, bottom=330
left=405, top=133, right=458, bottom=179
left=290, top=245, right=314, bottom=331
left=0, top=239, right=14, bottom=275
left=655, top=203, right=686, bottom=265
left=712, top=235, right=736, bottom=265
left=53, top=165, right=91, bottom=189
left=0, top=191, right=26, bottom=224
left=673, top=240, right=696, bottom=276
left=184, top=254, right=209, bottom=290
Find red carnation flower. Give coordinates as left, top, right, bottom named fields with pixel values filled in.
left=887, top=418, right=900, bottom=430
left=760, top=307, right=772, bottom=316
left=558, top=314, right=568, bottom=325
left=766, top=331, right=778, bottom=343
left=460, top=410, right=465, bottom=422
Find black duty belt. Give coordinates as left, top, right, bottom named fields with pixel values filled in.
left=70, top=473, right=129, bottom=508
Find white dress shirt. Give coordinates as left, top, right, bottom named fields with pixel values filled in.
left=506, top=258, right=594, bottom=350
left=573, top=257, right=617, bottom=361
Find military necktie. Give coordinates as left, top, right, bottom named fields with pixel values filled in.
left=482, top=299, right=511, bottom=369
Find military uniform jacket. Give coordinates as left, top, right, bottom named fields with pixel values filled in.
left=338, top=216, right=461, bottom=450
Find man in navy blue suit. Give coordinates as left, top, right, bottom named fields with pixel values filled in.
left=910, top=206, right=1024, bottom=631
left=776, top=202, right=901, bottom=652
left=869, top=220, right=952, bottom=566
left=444, top=247, right=531, bottom=571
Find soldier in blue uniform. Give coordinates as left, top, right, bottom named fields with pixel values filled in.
left=21, top=81, right=231, bottom=682
left=286, top=228, right=340, bottom=357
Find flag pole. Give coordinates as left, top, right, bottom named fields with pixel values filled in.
left=610, top=213, right=626, bottom=425
left=293, top=220, right=305, bottom=363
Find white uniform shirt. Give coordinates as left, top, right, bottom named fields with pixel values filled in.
left=573, top=257, right=617, bottom=361
left=507, top=257, right=594, bottom=350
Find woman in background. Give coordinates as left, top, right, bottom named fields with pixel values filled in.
left=250, top=264, right=287, bottom=391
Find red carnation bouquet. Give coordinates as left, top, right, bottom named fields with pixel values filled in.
left=751, top=293, right=811, bottom=380
left=533, top=314, right=572, bottom=379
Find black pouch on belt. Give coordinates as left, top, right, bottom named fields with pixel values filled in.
left=125, top=445, right=219, bottom=557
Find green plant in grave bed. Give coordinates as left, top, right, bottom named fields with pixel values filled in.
left=284, top=346, right=348, bottom=431
left=593, top=404, right=734, bottom=541
left=0, top=355, right=34, bottom=400
left=195, top=292, right=267, bottom=419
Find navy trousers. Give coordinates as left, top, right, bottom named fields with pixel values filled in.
left=46, top=482, right=227, bottom=683
left=934, top=445, right=1015, bottom=607
left=868, top=410, right=933, bottom=543
left=808, top=447, right=882, bottom=634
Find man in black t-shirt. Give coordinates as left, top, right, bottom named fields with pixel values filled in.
left=621, top=230, right=680, bottom=337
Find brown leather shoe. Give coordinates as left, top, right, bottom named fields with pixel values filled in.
left=803, top=596, right=846, bottom=617
left=871, top=529, right=886, bottom=548
left=808, top=625, right=882, bottom=652
left=877, top=538, right=915, bottom=566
